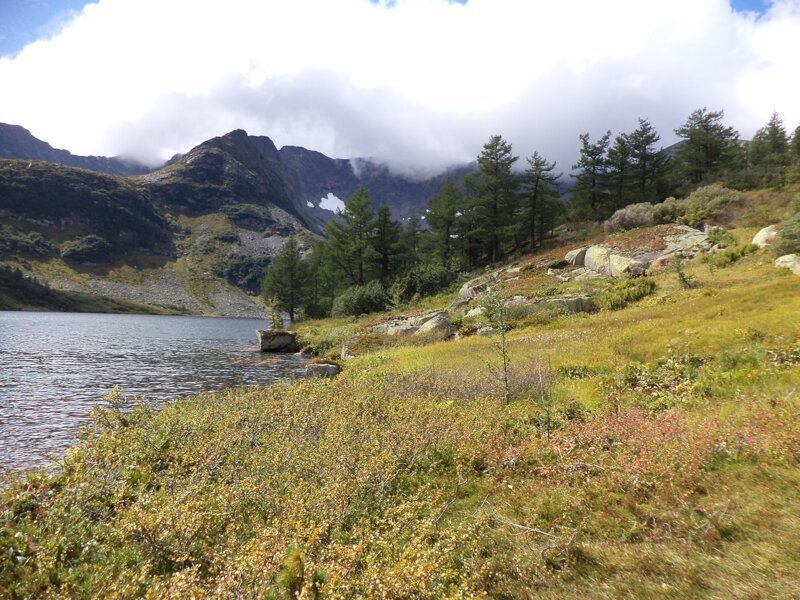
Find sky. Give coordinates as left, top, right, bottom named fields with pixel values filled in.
left=0, top=0, right=798, bottom=177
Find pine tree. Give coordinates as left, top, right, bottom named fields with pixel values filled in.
left=426, top=178, right=461, bottom=262
left=571, top=131, right=611, bottom=218
left=324, top=186, right=376, bottom=286
left=749, top=112, right=790, bottom=182
left=472, top=135, right=519, bottom=263
left=673, top=107, right=740, bottom=185
left=627, top=117, right=666, bottom=201
left=373, top=204, right=401, bottom=282
left=260, top=236, right=304, bottom=322
left=520, top=152, right=561, bottom=249
left=606, top=134, right=633, bottom=211
left=791, top=125, right=800, bottom=163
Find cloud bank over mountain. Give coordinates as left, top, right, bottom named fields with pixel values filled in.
left=1, top=0, right=799, bottom=176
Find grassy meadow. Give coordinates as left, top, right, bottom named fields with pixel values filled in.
left=2, top=191, right=800, bottom=598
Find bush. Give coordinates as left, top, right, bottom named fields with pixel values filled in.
left=331, top=281, right=388, bottom=317
left=707, top=228, right=736, bottom=248
left=678, top=184, right=742, bottom=228
left=708, top=244, right=758, bottom=269
left=597, top=278, right=656, bottom=311
left=60, top=234, right=111, bottom=263
left=652, top=197, right=686, bottom=224
left=773, top=212, right=800, bottom=257
left=0, top=225, right=55, bottom=258
left=215, top=253, right=271, bottom=293
left=389, top=262, right=457, bottom=305
left=603, top=203, right=656, bottom=234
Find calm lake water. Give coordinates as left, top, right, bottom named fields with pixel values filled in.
left=0, top=311, right=306, bottom=474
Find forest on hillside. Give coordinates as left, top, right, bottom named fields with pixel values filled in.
left=262, top=108, right=800, bottom=320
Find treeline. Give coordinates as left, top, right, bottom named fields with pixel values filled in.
left=262, top=108, right=800, bottom=321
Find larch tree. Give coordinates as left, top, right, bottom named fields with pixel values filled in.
left=373, top=204, right=401, bottom=282
left=627, top=117, right=666, bottom=201
left=673, top=107, right=740, bottom=185
left=426, top=177, right=462, bottom=262
left=571, top=131, right=611, bottom=218
left=520, top=152, right=561, bottom=249
left=260, top=236, right=305, bottom=323
left=324, top=186, right=376, bottom=286
left=473, top=135, right=519, bottom=263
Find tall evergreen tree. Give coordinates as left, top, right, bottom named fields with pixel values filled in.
left=472, top=135, right=519, bottom=263
left=673, top=107, right=740, bottom=185
left=373, top=204, right=401, bottom=282
left=571, top=131, right=611, bottom=218
left=791, top=125, right=800, bottom=163
left=324, top=186, right=376, bottom=286
left=606, top=134, right=633, bottom=210
left=398, top=215, right=422, bottom=270
left=627, top=117, right=666, bottom=201
left=260, top=236, right=304, bottom=322
left=520, top=152, right=561, bottom=249
left=749, top=112, right=790, bottom=178
left=426, top=178, right=461, bottom=262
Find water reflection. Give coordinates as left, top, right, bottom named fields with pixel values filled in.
left=0, top=311, right=306, bottom=473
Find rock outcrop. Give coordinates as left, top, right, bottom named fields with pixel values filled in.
left=557, top=225, right=711, bottom=281
left=257, top=329, right=299, bottom=352
left=305, top=362, right=342, bottom=378
left=752, top=225, right=778, bottom=248
left=775, top=254, right=800, bottom=275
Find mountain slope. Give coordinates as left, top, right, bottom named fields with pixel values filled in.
left=0, top=123, right=151, bottom=176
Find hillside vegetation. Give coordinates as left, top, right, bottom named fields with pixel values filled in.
left=2, top=188, right=799, bottom=598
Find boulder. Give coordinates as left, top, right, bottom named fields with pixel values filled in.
left=477, top=326, right=498, bottom=336
left=609, top=254, right=648, bottom=278
left=752, top=225, right=778, bottom=248
left=305, top=362, right=342, bottom=378
left=565, top=246, right=588, bottom=266
left=663, top=226, right=709, bottom=254
left=465, top=306, right=484, bottom=318
left=775, top=254, right=800, bottom=275
left=537, top=296, right=595, bottom=315
left=257, top=329, right=299, bottom=353
left=414, top=314, right=455, bottom=337
left=584, top=246, right=611, bottom=274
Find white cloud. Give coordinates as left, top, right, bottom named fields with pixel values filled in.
left=1, top=0, right=799, bottom=175
left=319, top=192, right=345, bottom=213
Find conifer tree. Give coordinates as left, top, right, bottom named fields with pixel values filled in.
left=520, top=152, right=561, bottom=249
left=426, top=177, right=461, bottom=262
left=324, top=186, right=376, bottom=286
left=749, top=112, right=790, bottom=181
left=398, top=215, right=422, bottom=270
left=260, top=236, right=304, bottom=322
left=673, top=107, right=740, bottom=185
left=606, top=134, right=633, bottom=211
left=791, top=125, right=800, bottom=163
left=571, top=131, right=611, bottom=218
left=472, top=135, right=519, bottom=263
left=373, top=204, right=401, bottom=282
left=627, top=117, right=666, bottom=201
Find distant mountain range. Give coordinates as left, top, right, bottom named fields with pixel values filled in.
left=0, top=123, right=472, bottom=315
left=0, top=123, right=473, bottom=232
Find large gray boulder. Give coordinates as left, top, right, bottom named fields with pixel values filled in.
left=584, top=246, right=611, bottom=274
left=609, top=254, right=648, bottom=278
left=257, top=329, right=299, bottom=352
left=775, top=254, right=800, bottom=275
left=414, top=314, right=455, bottom=337
left=564, top=246, right=588, bottom=266
left=753, top=225, right=778, bottom=248
left=305, top=362, right=342, bottom=378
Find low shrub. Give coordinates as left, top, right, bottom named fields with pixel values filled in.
left=603, top=203, right=655, bottom=234
left=597, top=278, right=656, bottom=311
left=708, top=243, right=758, bottom=269
left=390, top=262, right=457, bottom=305
left=332, top=281, right=388, bottom=317
left=773, top=211, right=800, bottom=257
left=0, top=225, right=55, bottom=258
left=652, top=197, right=686, bottom=224
left=215, top=253, right=271, bottom=293
left=678, top=184, right=742, bottom=228
left=706, top=228, right=736, bottom=248
left=60, top=234, right=111, bottom=263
